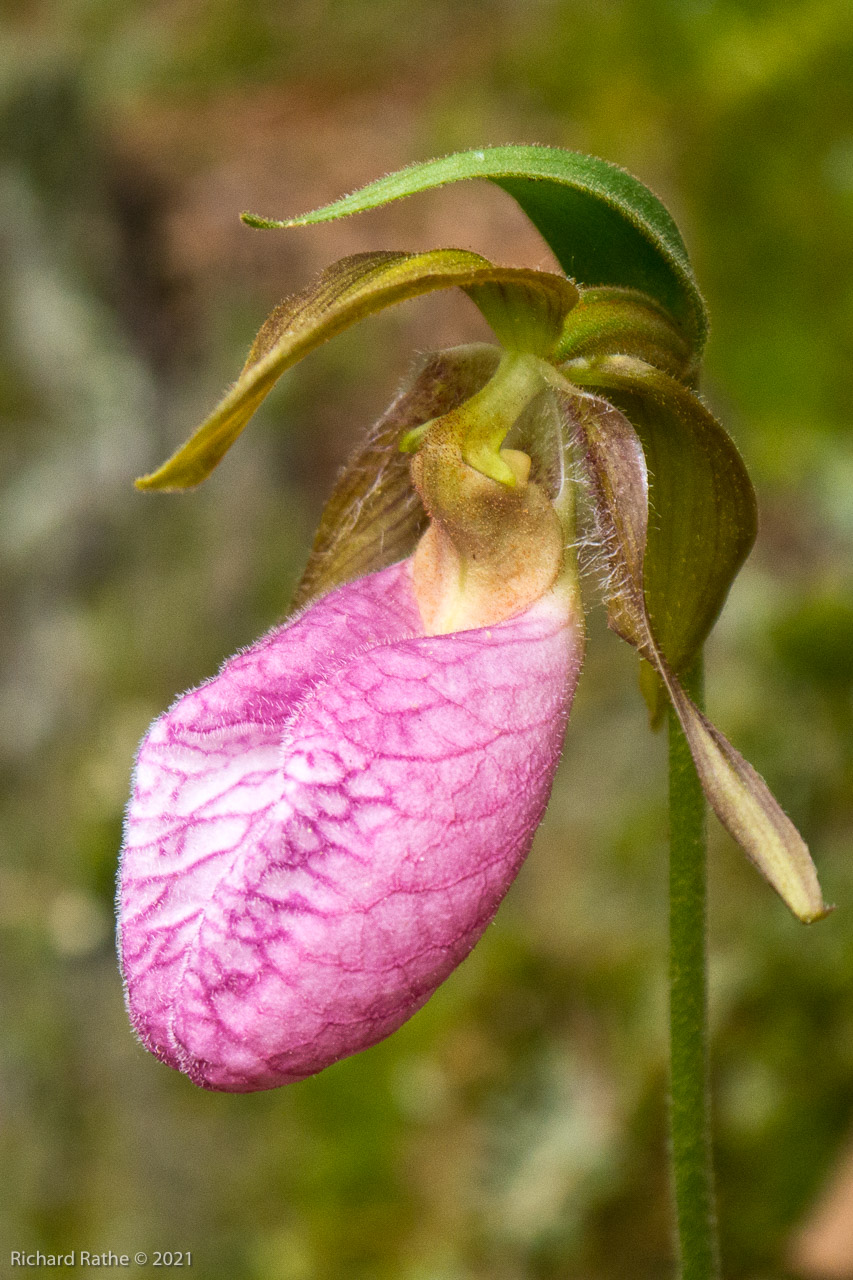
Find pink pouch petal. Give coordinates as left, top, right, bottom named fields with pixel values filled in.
left=118, top=562, right=582, bottom=1091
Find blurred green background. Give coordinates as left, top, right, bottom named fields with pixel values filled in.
left=1, top=2, right=852, bottom=1277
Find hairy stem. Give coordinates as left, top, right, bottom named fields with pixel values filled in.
left=668, top=656, right=720, bottom=1279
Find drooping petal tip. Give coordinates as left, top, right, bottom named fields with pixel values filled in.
left=118, top=561, right=583, bottom=1091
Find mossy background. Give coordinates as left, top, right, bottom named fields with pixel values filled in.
left=1, top=3, right=852, bottom=1277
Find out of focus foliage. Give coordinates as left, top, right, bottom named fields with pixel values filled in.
left=1, top=3, right=852, bottom=1278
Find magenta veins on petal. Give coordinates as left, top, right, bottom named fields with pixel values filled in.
left=118, top=563, right=584, bottom=1091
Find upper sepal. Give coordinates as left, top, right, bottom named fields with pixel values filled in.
left=135, top=249, right=577, bottom=491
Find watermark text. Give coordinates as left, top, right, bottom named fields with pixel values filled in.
left=10, top=1252, right=193, bottom=1268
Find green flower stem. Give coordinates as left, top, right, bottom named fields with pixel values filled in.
left=668, top=655, right=720, bottom=1280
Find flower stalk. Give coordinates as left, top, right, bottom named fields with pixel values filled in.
left=668, top=657, right=720, bottom=1280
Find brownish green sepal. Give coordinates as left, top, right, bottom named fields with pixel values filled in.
left=566, top=355, right=757, bottom=682
left=135, top=249, right=577, bottom=491
left=544, top=366, right=827, bottom=924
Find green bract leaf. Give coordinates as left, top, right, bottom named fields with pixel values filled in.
left=544, top=367, right=827, bottom=923
left=136, top=249, right=577, bottom=490
left=243, top=146, right=708, bottom=358
left=567, top=355, right=757, bottom=678
left=292, top=344, right=500, bottom=610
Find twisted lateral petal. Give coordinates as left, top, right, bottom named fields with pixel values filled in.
left=118, top=562, right=583, bottom=1091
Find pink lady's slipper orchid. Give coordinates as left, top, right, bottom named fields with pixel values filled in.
left=119, top=148, right=827, bottom=1092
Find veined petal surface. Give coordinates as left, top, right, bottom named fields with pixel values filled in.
left=118, top=562, right=583, bottom=1091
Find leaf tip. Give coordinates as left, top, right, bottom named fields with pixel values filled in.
left=134, top=466, right=194, bottom=493
left=240, top=210, right=288, bottom=230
